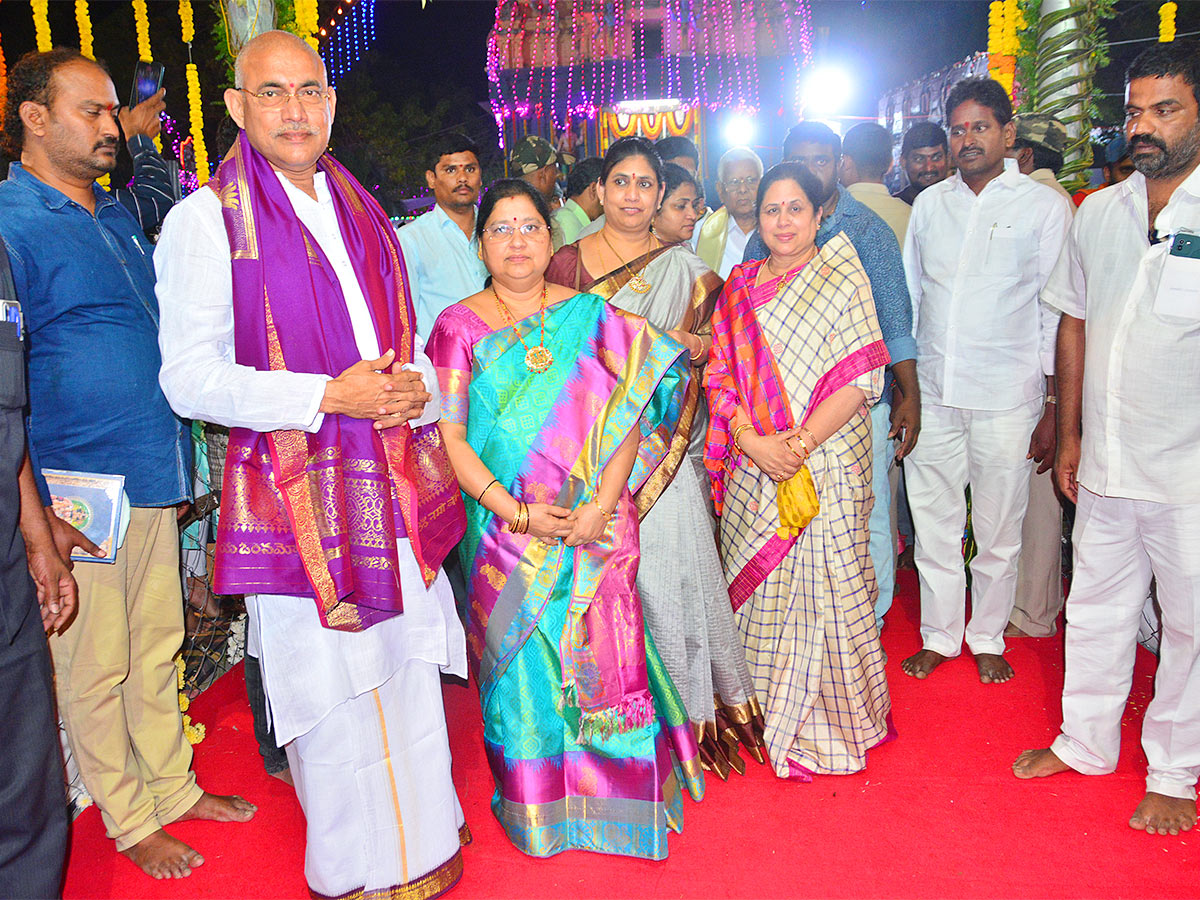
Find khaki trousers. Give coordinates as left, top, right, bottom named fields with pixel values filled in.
left=50, top=506, right=201, bottom=851
left=1009, top=466, right=1065, bottom=636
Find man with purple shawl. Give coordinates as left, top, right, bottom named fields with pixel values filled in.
left=156, top=31, right=469, bottom=900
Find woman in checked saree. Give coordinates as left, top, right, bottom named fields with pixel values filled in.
left=546, top=137, right=766, bottom=779
left=425, top=180, right=704, bottom=859
left=706, top=163, right=894, bottom=781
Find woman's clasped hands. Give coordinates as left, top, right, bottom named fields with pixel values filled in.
left=741, top=427, right=809, bottom=483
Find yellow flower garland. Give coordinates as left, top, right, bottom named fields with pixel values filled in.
left=0, top=33, right=7, bottom=115
left=295, top=0, right=320, bottom=51
left=32, top=0, right=52, bottom=52
left=132, top=0, right=152, bottom=62
left=75, top=0, right=94, bottom=59
left=175, top=656, right=206, bottom=745
left=186, top=64, right=211, bottom=184
left=179, top=2, right=210, bottom=185
left=1160, top=2, right=1177, bottom=42
left=179, top=0, right=194, bottom=43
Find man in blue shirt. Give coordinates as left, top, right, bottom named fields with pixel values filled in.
left=745, top=122, right=921, bottom=630
left=396, top=132, right=488, bottom=338
left=0, top=49, right=255, bottom=881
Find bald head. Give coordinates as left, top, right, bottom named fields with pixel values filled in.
left=234, top=30, right=326, bottom=89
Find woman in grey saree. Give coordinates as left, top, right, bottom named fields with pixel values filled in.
left=546, top=137, right=766, bottom=778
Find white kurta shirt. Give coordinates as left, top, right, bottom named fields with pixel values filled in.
left=1042, top=165, right=1200, bottom=505
left=903, top=159, right=1072, bottom=410
left=155, top=170, right=464, bottom=744
left=719, top=213, right=751, bottom=279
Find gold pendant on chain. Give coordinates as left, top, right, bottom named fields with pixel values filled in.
left=628, top=272, right=652, bottom=293
left=525, top=345, right=554, bottom=373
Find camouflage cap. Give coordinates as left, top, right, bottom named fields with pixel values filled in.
left=509, top=135, right=560, bottom=174
left=1013, top=113, right=1068, bottom=155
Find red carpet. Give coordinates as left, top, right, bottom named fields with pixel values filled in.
left=64, top=573, right=1197, bottom=899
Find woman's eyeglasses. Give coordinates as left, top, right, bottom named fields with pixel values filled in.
left=482, top=222, right=550, bottom=242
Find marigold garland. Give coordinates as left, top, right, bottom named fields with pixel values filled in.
left=1160, top=2, right=1177, bottom=42
left=295, top=0, right=320, bottom=50
left=32, top=0, right=52, bottom=52
left=179, top=0, right=195, bottom=43
left=75, top=0, right=94, bottom=59
left=132, top=0, right=152, bottom=62
left=175, top=656, right=206, bottom=745
left=0, top=32, right=7, bottom=115
left=186, top=63, right=210, bottom=184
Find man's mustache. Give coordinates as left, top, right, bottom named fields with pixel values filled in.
left=271, top=123, right=319, bottom=137
left=1130, top=135, right=1167, bottom=154
left=93, top=137, right=118, bottom=151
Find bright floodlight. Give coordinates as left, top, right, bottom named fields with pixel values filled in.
left=802, top=66, right=853, bottom=116
left=724, top=114, right=755, bottom=146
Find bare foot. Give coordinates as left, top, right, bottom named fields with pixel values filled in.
left=1012, top=747, right=1072, bottom=779
left=901, top=649, right=947, bottom=679
left=1004, top=623, right=1032, bottom=638
left=1129, top=792, right=1198, bottom=835
left=976, top=653, right=1014, bottom=684
left=897, top=546, right=915, bottom=570
left=270, top=768, right=295, bottom=788
left=120, top=829, right=204, bottom=879
left=177, top=791, right=257, bottom=823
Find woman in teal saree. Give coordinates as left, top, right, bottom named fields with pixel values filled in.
left=426, top=180, right=704, bottom=859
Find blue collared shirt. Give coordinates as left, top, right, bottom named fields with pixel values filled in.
left=743, top=184, right=917, bottom=403
left=0, top=163, right=191, bottom=507
left=396, top=202, right=488, bottom=339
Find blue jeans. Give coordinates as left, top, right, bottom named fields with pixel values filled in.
left=869, top=402, right=896, bottom=626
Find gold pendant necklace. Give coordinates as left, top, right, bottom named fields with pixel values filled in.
left=492, top=284, right=554, bottom=374
left=602, top=231, right=654, bottom=293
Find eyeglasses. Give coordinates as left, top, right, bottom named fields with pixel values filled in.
left=720, top=176, right=760, bottom=191
left=482, top=222, right=550, bottom=242
left=238, top=86, right=328, bottom=109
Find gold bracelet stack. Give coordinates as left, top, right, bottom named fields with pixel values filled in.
left=507, top=502, right=530, bottom=535
left=798, top=426, right=818, bottom=454
left=732, top=423, right=753, bottom=452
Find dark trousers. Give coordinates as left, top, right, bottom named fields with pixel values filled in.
left=0, top=602, right=68, bottom=899
left=243, top=652, right=288, bottom=775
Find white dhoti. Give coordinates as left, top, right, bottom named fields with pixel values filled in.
left=1052, top=488, right=1200, bottom=802
left=248, top=540, right=468, bottom=899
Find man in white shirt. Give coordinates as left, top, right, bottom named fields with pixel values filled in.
left=840, top=122, right=912, bottom=246
left=695, top=146, right=762, bottom=277
left=396, top=133, right=487, bottom=338
left=900, top=78, right=1071, bottom=685
left=155, top=31, right=469, bottom=899
left=1013, top=41, right=1200, bottom=838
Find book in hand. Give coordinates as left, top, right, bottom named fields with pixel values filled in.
left=42, top=469, right=126, bottom=564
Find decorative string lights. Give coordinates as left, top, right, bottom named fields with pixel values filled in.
left=32, top=0, right=52, bottom=53
left=1159, top=2, right=1177, bottom=42
left=76, top=1, right=94, bottom=60
left=487, top=0, right=813, bottom=130
left=322, top=0, right=378, bottom=88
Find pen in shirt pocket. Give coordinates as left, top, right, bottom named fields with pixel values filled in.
left=985, top=222, right=998, bottom=266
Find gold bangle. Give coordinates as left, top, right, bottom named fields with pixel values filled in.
left=798, top=426, right=818, bottom=453
left=507, top=502, right=527, bottom=535
left=593, top=497, right=613, bottom=520
left=477, top=479, right=499, bottom=505
left=732, top=424, right=753, bottom=452
left=518, top=502, right=530, bottom=535
left=1045, top=395, right=1058, bottom=405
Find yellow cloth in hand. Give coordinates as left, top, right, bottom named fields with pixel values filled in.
left=775, top=465, right=819, bottom=538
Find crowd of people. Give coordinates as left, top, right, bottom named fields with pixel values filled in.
left=0, top=27, right=1196, bottom=900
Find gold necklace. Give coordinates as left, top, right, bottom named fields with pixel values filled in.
left=492, top=284, right=553, bottom=374
left=601, top=231, right=654, bottom=293
left=765, top=247, right=817, bottom=293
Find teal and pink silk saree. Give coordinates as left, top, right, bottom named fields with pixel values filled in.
left=426, top=292, right=705, bottom=859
